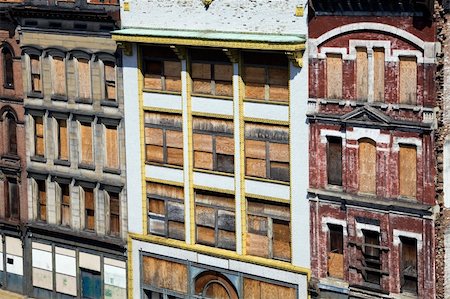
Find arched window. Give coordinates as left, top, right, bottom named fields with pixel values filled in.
left=194, top=271, right=239, bottom=299
left=6, top=112, right=17, bottom=155
left=3, top=47, right=14, bottom=88
left=358, top=138, right=376, bottom=194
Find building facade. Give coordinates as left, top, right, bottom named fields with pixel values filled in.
left=308, top=1, right=439, bottom=298
left=115, top=0, right=311, bottom=298
left=0, top=1, right=128, bottom=298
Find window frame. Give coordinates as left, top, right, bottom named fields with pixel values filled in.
left=36, top=179, right=47, bottom=222
left=108, top=191, right=121, bottom=237
left=59, top=183, right=71, bottom=227
left=326, top=136, right=342, bottom=186
left=5, top=178, right=19, bottom=220
left=2, top=45, right=14, bottom=89
left=33, top=115, right=45, bottom=158
left=400, top=236, right=418, bottom=294
left=83, top=187, right=95, bottom=231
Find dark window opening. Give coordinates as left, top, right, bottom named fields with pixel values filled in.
left=401, top=237, right=418, bottom=294
left=362, top=230, right=381, bottom=286
left=327, top=224, right=344, bottom=279
left=6, top=113, right=17, bottom=155
left=327, top=137, right=342, bottom=186
left=5, top=179, right=19, bottom=220
left=3, top=47, right=14, bottom=88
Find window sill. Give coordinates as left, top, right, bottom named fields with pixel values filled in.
left=142, top=89, right=181, bottom=95
left=79, top=163, right=95, bottom=171
left=75, top=98, right=93, bottom=105
left=27, top=92, right=43, bottom=99
left=326, top=184, right=343, bottom=192
left=100, top=99, right=119, bottom=107
left=31, top=156, right=47, bottom=163
left=244, top=98, right=289, bottom=106
left=103, top=167, right=121, bottom=175
left=54, top=159, right=71, bottom=167
left=3, top=83, right=14, bottom=89
left=1, top=153, right=20, bottom=161
left=51, top=95, right=68, bottom=102
left=244, top=175, right=290, bottom=186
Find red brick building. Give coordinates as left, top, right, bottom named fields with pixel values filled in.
left=307, top=1, right=439, bottom=298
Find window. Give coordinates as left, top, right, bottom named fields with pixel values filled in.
left=362, top=230, right=381, bottom=286
left=400, top=237, right=418, bottom=294
left=37, top=180, right=46, bottom=222
left=109, top=192, right=120, bottom=236
left=359, top=138, right=376, bottom=194
left=147, top=183, right=185, bottom=241
left=57, top=119, right=69, bottom=161
left=243, top=52, right=289, bottom=102
left=3, top=47, right=13, bottom=88
left=373, top=48, right=385, bottom=102
left=105, top=125, right=119, bottom=169
left=80, top=269, right=101, bottom=299
left=142, top=256, right=188, bottom=296
left=30, top=54, right=41, bottom=93
left=195, top=191, right=235, bottom=250
left=60, top=184, right=70, bottom=226
left=328, top=224, right=344, bottom=279
left=84, top=188, right=95, bottom=231
left=191, top=48, right=233, bottom=97
left=356, top=48, right=368, bottom=101
left=5, top=179, right=19, bottom=220
left=194, top=272, right=239, bottom=299
left=326, top=54, right=342, bottom=99
left=245, top=123, right=289, bottom=182
left=399, top=57, right=417, bottom=105
left=104, top=61, right=116, bottom=101
left=246, top=199, right=291, bottom=261
left=34, top=116, right=44, bottom=157
left=80, top=122, right=93, bottom=165
left=6, top=113, right=17, bottom=155
left=142, top=46, right=181, bottom=92
left=144, top=112, right=183, bottom=167
left=193, top=117, right=234, bottom=173
left=399, top=145, right=417, bottom=198
left=77, top=58, right=91, bottom=100
left=52, top=56, right=66, bottom=96
left=327, top=137, right=342, bottom=186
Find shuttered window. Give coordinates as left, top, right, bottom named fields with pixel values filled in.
left=80, top=122, right=93, bottom=165
left=52, top=56, right=66, bottom=96
left=104, top=61, right=116, bottom=101
left=246, top=199, right=291, bottom=261
left=147, top=183, right=185, bottom=241
left=60, top=184, right=70, bottom=226
left=399, top=57, right=417, bottom=105
left=3, top=47, right=13, bottom=88
left=245, top=123, right=289, bottom=182
left=195, top=191, right=235, bottom=250
left=356, top=48, right=368, bottom=101
left=77, top=58, right=91, bottom=100
left=363, top=230, right=381, bottom=285
left=327, top=137, right=342, bottom=186
left=109, top=192, right=120, bottom=236
left=6, top=179, right=19, bottom=220
left=57, top=119, right=69, bottom=161
left=37, top=180, right=46, bottom=222
left=144, top=112, right=183, bottom=167
left=359, top=138, right=376, bottom=194
left=400, top=237, right=418, bottom=294
left=84, top=188, right=95, bottom=231
left=328, top=224, right=344, bottom=279
left=30, top=55, right=41, bottom=93
left=243, top=52, right=289, bottom=102
left=142, top=46, right=181, bottom=92
left=326, top=54, right=342, bottom=99
left=193, top=117, right=234, bottom=173
left=34, top=116, right=44, bottom=157
left=105, top=125, right=119, bottom=169
left=373, top=48, right=385, bottom=102
left=399, top=145, right=417, bottom=198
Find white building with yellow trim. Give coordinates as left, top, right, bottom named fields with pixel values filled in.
left=114, top=0, right=310, bottom=298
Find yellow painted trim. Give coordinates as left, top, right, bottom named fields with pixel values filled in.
left=191, top=93, right=233, bottom=101
left=142, top=89, right=182, bottom=96
left=145, top=178, right=185, bottom=187
left=128, top=233, right=311, bottom=278
left=112, top=35, right=306, bottom=52
left=143, top=106, right=183, bottom=114
left=245, top=193, right=291, bottom=204
left=127, top=236, right=133, bottom=299
left=193, top=184, right=236, bottom=195
left=244, top=176, right=290, bottom=186
left=192, top=111, right=234, bottom=120
left=244, top=117, right=289, bottom=126
left=244, top=98, right=289, bottom=106
left=193, top=168, right=235, bottom=177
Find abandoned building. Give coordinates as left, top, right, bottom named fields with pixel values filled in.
left=308, top=0, right=439, bottom=298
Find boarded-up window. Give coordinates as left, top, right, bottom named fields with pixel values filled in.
left=399, top=57, right=417, bottom=105
left=147, top=183, right=185, bottom=241
left=195, top=191, right=235, bottom=250
left=77, top=58, right=91, bottom=100
left=53, top=56, right=66, bottom=96
left=356, top=48, right=368, bottom=101
left=144, top=112, right=183, bottom=167
left=327, top=137, right=342, bottom=186
left=84, top=188, right=95, bottom=231
left=363, top=230, right=381, bottom=285
left=3, top=47, right=14, bottom=88
left=104, top=61, right=116, bottom=101
left=105, top=125, right=119, bottom=169
left=142, top=46, right=181, bottom=92
left=243, top=52, right=289, bottom=102
left=243, top=278, right=296, bottom=299
left=37, top=180, right=46, bottom=222
left=193, top=117, right=234, bottom=173
left=328, top=224, right=344, bottom=279
left=373, top=48, right=385, bottom=102
left=245, top=123, right=289, bottom=182
left=247, top=199, right=291, bottom=261
left=57, top=119, right=69, bottom=161
left=109, top=192, right=120, bottom=236
left=191, top=49, right=233, bottom=97
left=399, top=145, right=417, bottom=198
left=142, top=256, right=188, bottom=294
left=400, top=237, right=418, bottom=294
left=30, top=55, right=41, bottom=93
left=359, top=138, right=376, bottom=194
left=5, top=179, right=19, bottom=220
left=194, top=272, right=239, bottom=299
left=34, top=116, right=44, bottom=157
left=6, top=113, right=17, bottom=155
left=60, top=184, right=70, bottom=226
left=326, top=54, right=342, bottom=99
left=80, top=122, right=93, bottom=165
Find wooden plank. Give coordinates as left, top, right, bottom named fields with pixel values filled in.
left=104, top=62, right=116, bottom=82
left=246, top=233, right=269, bottom=258
left=149, top=218, right=165, bottom=236
left=193, top=134, right=213, bottom=152
left=243, top=278, right=261, bottom=299
left=164, top=61, right=181, bottom=77
left=53, top=57, right=66, bottom=96
left=146, top=145, right=164, bottom=163
left=168, top=260, right=188, bottom=294
left=35, top=117, right=45, bottom=156
left=31, top=56, right=40, bottom=74
left=217, top=210, right=235, bottom=231
left=270, top=161, right=290, bottom=181
left=149, top=198, right=165, bottom=215
left=78, top=59, right=91, bottom=99
left=244, top=66, right=265, bottom=84
left=195, top=205, right=215, bottom=227
left=216, top=136, right=234, bottom=155
left=193, top=80, right=212, bottom=94
left=204, top=282, right=230, bottom=298
left=195, top=192, right=234, bottom=208
left=196, top=226, right=216, bottom=246
left=168, top=221, right=185, bottom=240
left=399, top=57, right=417, bottom=104
left=269, top=85, right=289, bottom=102
left=328, top=252, right=344, bottom=279
left=217, top=229, right=236, bottom=250
left=245, top=123, right=289, bottom=143
left=373, top=48, right=385, bottom=102
left=359, top=139, right=376, bottom=194
left=80, top=123, right=93, bottom=164
left=399, top=145, right=417, bottom=198
left=192, top=63, right=211, bottom=80
left=261, top=282, right=296, bottom=299
left=214, top=64, right=232, bottom=81
left=145, top=127, right=163, bottom=146
left=144, top=75, right=162, bottom=90
left=165, top=77, right=182, bottom=92
left=248, top=215, right=268, bottom=234
left=273, top=221, right=291, bottom=261
left=245, top=83, right=265, bottom=100
left=166, top=130, right=183, bottom=148
left=245, top=140, right=266, bottom=159
left=268, top=67, right=288, bottom=86
left=194, top=151, right=213, bottom=170
left=148, top=183, right=184, bottom=200
left=58, top=120, right=69, bottom=160
left=167, top=148, right=183, bottom=166
left=356, top=48, right=368, bottom=101
left=246, top=158, right=266, bottom=178
left=215, top=81, right=233, bottom=97
left=106, top=126, right=119, bottom=168
left=247, top=200, right=290, bottom=220
left=269, top=142, right=289, bottom=162
left=326, top=54, right=342, bottom=99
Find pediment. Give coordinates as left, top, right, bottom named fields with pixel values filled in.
left=340, top=106, right=392, bottom=125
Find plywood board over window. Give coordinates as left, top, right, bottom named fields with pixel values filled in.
left=109, top=192, right=120, bottom=236
left=60, top=184, right=70, bottom=226
left=328, top=224, right=344, bottom=279
left=104, top=61, right=116, bottom=101
left=80, top=122, right=93, bottom=165
left=105, top=125, right=119, bottom=169
left=35, top=116, right=45, bottom=157
left=356, top=48, right=368, bottom=101
left=142, top=46, right=181, bottom=92
left=327, top=137, right=342, bottom=186
left=53, top=56, right=66, bottom=96
left=326, top=54, right=342, bottom=99
left=142, top=256, right=188, bottom=294
left=399, top=145, right=417, bottom=198
left=399, top=57, right=417, bottom=105
left=373, top=48, right=385, bottom=102
left=57, top=119, right=69, bottom=161
left=30, top=55, right=41, bottom=93
left=358, top=138, right=376, bottom=194
left=84, top=188, right=95, bottom=231
left=77, top=58, right=91, bottom=100
left=243, top=278, right=296, bottom=299
left=37, top=180, right=47, bottom=222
